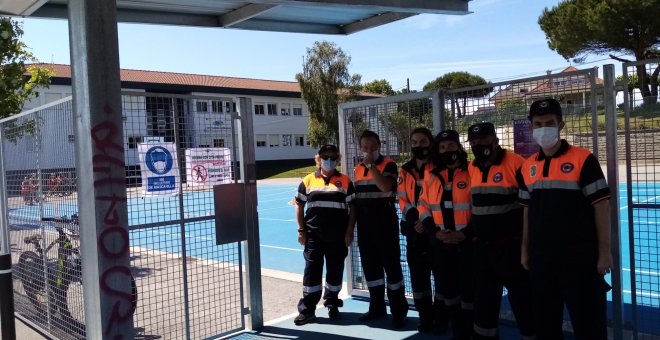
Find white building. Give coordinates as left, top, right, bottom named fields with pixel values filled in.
left=21, top=64, right=327, bottom=164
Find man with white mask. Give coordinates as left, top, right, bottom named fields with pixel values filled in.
left=517, top=98, right=612, bottom=339
left=294, top=144, right=356, bottom=325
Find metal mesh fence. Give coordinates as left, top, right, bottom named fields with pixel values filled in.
left=5, top=93, right=246, bottom=339
left=341, top=92, right=437, bottom=297
left=622, top=58, right=660, bottom=338
left=341, top=68, right=604, bottom=322
left=3, top=98, right=85, bottom=339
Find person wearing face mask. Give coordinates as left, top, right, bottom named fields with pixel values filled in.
left=466, top=122, right=536, bottom=339
left=350, top=129, right=409, bottom=328
left=417, top=129, right=473, bottom=339
left=397, top=127, right=448, bottom=333
left=294, top=144, right=357, bottom=326
left=517, top=98, right=612, bottom=339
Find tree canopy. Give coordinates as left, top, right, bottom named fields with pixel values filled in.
left=423, top=71, right=491, bottom=118
left=295, top=41, right=361, bottom=147
left=362, top=79, right=395, bottom=96
left=1, top=18, right=53, bottom=119
left=539, top=0, right=660, bottom=102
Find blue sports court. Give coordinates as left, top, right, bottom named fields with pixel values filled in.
left=7, top=181, right=660, bottom=334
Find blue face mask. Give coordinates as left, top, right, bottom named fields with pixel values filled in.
left=321, top=159, right=337, bottom=171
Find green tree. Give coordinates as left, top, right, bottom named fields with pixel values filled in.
left=296, top=41, right=361, bottom=147
left=1, top=18, right=53, bottom=118
left=362, top=79, right=395, bottom=96
left=423, top=71, right=492, bottom=118
left=539, top=0, right=660, bottom=103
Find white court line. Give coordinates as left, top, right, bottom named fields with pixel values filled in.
left=260, top=245, right=303, bottom=252
left=259, top=197, right=296, bottom=203
left=258, top=206, right=293, bottom=212
left=258, top=191, right=297, bottom=198
left=623, top=268, right=660, bottom=276
left=134, top=230, right=303, bottom=253
left=259, top=217, right=296, bottom=222
left=619, top=195, right=660, bottom=211
left=623, top=290, right=660, bottom=298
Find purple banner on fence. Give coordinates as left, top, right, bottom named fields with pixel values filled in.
left=513, top=118, right=539, bottom=159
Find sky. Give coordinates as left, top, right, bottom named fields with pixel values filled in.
left=17, top=0, right=626, bottom=92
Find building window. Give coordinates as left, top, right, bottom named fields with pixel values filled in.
left=26, top=136, right=36, bottom=152
left=128, top=136, right=142, bottom=149
left=68, top=135, right=75, bottom=143
left=368, top=107, right=377, bottom=120
left=214, top=139, right=225, bottom=147
left=267, top=103, right=278, bottom=115
left=281, top=104, right=290, bottom=116
left=294, top=135, right=304, bottom=146
left=211, top=100, right=223, bottom=113
left=268, top=134, right=279, bottom=147
left=196, top=101, right=208, bottom=112
left=256, top=134, right=267, bottom=147
left=282, top=134, right=292, bottom=147
left=225, top=101, right=232, bottom=113
left=292, top=104, right=303, bottom=116
left=254, top=104, right=265, bottom=115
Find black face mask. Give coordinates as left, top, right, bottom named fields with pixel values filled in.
left=471, top=144, right=493, bottom=162
left=440, top=150, right=460, bottom=166
left=411, top=146, right=430, bottom=160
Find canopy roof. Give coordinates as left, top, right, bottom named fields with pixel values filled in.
left=1, top=0, right=470, bottom=34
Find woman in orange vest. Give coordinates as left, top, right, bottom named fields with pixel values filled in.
left=418, top=129, right=474, bottom=339
left=397, top=127, right=448, bottom=333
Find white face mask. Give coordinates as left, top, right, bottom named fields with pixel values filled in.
left=362, top=150, right=380, bottom=160
left=532, top=126, right=559, bottom=148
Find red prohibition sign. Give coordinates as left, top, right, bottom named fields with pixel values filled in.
left=191, top=164, right=208, bottom=183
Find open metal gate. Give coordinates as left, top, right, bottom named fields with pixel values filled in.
left=3, top=93, right=261, bottom=339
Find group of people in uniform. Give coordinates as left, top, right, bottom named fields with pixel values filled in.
left=293, top=98, right=613, bottom=339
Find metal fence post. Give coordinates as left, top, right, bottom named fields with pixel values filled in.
left=0, top=126, right=16, bottom=340
left=603, top=64, right=624, bottom=340
left=432, top=89, right=442, bottom=134
left=68, top=0, right=133, bottom=337
left=237, top=97, right=263, bottom=330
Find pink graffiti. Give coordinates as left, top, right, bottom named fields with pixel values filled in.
left=91, top=104, right=132, bottom=338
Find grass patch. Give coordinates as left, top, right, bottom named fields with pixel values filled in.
left=256, top=159, right=318, bottom=179
left=564, top=110, right=660, bottom=133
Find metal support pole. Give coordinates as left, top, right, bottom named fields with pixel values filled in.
left=432, top=89, right=442, bottom=134
left=603, top=64, right=624, bottom=340
left=236, top=97, right=263, bottom=329
left=67, top=0, right=133, bottom=338
left=590, top=67, right=600, bottom=159
left=0, top=127, right=16, bottom=339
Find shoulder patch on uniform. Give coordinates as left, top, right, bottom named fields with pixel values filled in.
left=335, top=180, right=343, bottom=188
left=530, top=165, right=537, bottom=177
left=493, top=172, right=503, bottom=183
left=457, top=181, right=467, bottom=189
left=397, top=176, right=403, bottom=184
left=561, top=162, right=574, bottom=173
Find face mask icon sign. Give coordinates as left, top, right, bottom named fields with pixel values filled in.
left=145, top=147, right=173, bottom=175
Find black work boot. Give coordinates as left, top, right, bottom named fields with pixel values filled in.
left=433, top=300, right=449, bottom=334
left=414, top=298, right=434, bottom=332
left=360, top=285, right=386, bottom=321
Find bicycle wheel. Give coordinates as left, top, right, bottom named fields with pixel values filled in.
left=18, top=252, right=48, bottom=317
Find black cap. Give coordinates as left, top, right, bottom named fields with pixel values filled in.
left=435, top=130, right=460, bottom=144
left=318, top=144, right=338, bottom=155
left=529, top=98, right=562, bottom=119
left=467, top=122, right=496, bottom=141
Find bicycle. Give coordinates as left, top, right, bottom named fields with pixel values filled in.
left=16, top=214, right=137, bottom=332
